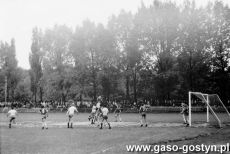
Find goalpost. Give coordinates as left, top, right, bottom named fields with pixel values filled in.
left=188, top=91, right=230, bottom=128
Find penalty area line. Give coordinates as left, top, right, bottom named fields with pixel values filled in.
left=90, top=146, right=115, bottom=154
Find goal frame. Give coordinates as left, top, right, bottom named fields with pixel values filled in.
left=188, top=91, right=230, bottom=128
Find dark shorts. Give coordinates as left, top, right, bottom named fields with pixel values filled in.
left=69, top=115, right=73, bottom=118
left=115, top=109, right=121, bottom=114
left=42, top=115, right=47, bottom=119
left=183, top=113, right=188, bottom=116
left=141, top=113, right=146, bottom=118
left=10, top=117, right=15, bottom=122
left=102, top=115, right=108, bottom=120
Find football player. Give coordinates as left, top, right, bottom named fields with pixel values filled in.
left=40, top=103, right=49, bottom=129
left=66, top=101, right=78, bottom=128
left=99, top=105, right=111, bottom=129
left=7, top=106, right=18, bottom=128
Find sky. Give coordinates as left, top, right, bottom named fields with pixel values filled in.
left=0, top=0, right=229, bottom=69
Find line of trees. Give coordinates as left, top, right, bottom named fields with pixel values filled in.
left=0, top=0, right=229, bottom=106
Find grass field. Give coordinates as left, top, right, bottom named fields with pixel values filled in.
left=1, top=112, right=230, bottom=154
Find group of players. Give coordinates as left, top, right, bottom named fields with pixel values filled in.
left=6, top=96, right=150, bottom=129
left=6, top=100, right=189, bottom=129
left=87, top=96, right=112, bottom=129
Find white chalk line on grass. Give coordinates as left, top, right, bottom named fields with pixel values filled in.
left=91, top=146, right=115, bottom=154
left=0, top=121, right=185, bottom=127
left=0, top=121, right=214, bottom=129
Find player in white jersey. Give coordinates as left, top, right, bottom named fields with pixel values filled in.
left=40, top=104, right=49, bottom=129
left=7, top=106, right=17, bottom=128
left=96, top=96, right=103, bottom=108
left=139, top=103, right=148, bottom=127
left=66, top=102, right=78, bottom=128
left=99, top=105, right=111, bottom=129
left=92, top=105, right=97, bottom=113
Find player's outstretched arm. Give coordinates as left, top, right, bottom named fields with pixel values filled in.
left=139, top=107, right=142, bottom=113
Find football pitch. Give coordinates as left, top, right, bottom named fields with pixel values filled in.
left=1, top=113, right=230, bottom=154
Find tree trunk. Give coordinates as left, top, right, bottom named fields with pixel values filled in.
left=126, top=74, right=130, bottom=103
left=189, top=50, right=193, bottom=91
left=93, top=74, right=97, bottom=101
left=39, top=87, right=43, bottom=102
left=34, top=88, right=37, bottom=104
left=133, top=67, right=137, bottom=103
left=91, top=49, right=97, bottom=101
left=12, top=88, right=15, bottom=102
left=6, top=77, right=9, bottom=102
left=62, top=92, right=66, bottom=103
left=80, top=93, right=82, bottom=103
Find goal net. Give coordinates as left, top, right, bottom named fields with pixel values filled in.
left=188, top=92, right=230, bottom=127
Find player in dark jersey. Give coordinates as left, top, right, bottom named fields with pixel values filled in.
left=100, top=105, right=111, bottom=129
left=114, top=102, right=122, bottom=122
left=95, top=96, right=103, bottom=125
left=40, top=103, right=48, bottom=129
left=88, top=104, right=97, bottom=124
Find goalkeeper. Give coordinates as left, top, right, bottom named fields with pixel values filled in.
left=180, top=103, right=189, bottom=126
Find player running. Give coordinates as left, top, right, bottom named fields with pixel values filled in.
left=180, top=103, right=189, bottom=126
left=139, top=103, right=148, bottom=127
left=88, top=103, right=97, bottom=124
left=7, top=106, right=18, bottom=128
left=114, top=102, right=122, bottom=122
left=66, top=101, right=78, bottom=128
left=40, top=103, right=49, bottom=129
left=95, top=96, right=102, bottom=125
left=99, top=105, right=111, bottom=129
